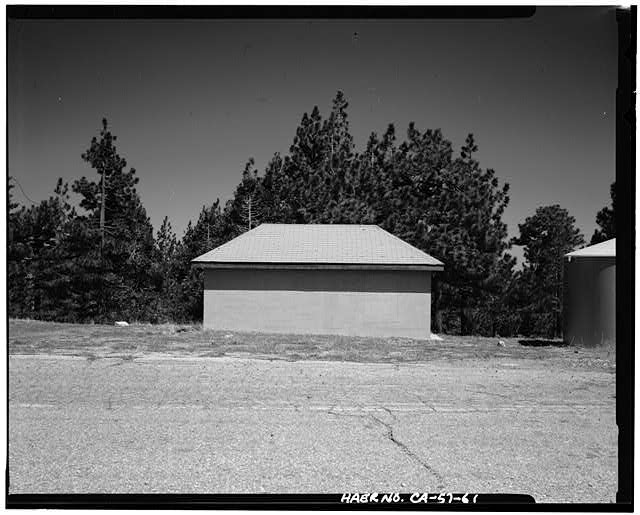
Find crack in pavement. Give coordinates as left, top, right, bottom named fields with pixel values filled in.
left=411, top=393, right=438, bottom=412
left=327, top=404, right=445, bottom=489
left=381, top=406, right=397, bottom=421
left=368, top=411, right=445, bottom=489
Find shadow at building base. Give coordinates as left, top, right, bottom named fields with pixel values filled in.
left=518, top=338, right=569, bottom=347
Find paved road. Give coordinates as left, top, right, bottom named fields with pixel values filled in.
left=9, top=354, right=616, bottom=502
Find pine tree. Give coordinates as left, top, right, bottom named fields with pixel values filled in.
left=8, top=178, right=78, bottom=320
left=316, top=91, right=356, bottom=221
left=287, top=105, right=326, bottom=222
left=152, top=216, right=179, bottom=321
left=591, top=181, right=616, bottom=244
left=260, top=152, right=294, bottom=223
left=8, top=177, right=34, bottom=317
left=512, top=205, right=585, bottom=337
left=32, top=179, right=77, bottom=320
left=227, top=158, right=263, bottom=233
left=366, top=129, right=511, bottom=335
left=72, top=118, right=156, bottom=322
left=157, top=216, right=178, bottom=264
left=170, top=201, right=228, bottom=321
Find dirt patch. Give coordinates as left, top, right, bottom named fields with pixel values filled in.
left=8, top=319, right=616, bottom=373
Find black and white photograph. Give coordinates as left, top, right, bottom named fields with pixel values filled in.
left=5, top=5, right=634, bottom=509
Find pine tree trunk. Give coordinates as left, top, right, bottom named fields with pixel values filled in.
left=491, top=310, right=497, bottom=338
left=99, top=168, right=106, bottom=320
left=460, top=305, right=474, bottom=336
left=100, top=168, right=105, bottom=257
left=434, top=310, right=443, bottom=334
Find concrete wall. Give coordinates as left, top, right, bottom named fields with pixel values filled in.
left=563, top=257, right=616, bottom=347
left=203, top=268, right=432, bottom=338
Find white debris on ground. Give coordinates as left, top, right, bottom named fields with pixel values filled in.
left=497, top=340, right=506, bottom=347
left=430, top=333, right=443, bottom=341
left=114, top=321, right=129, bottom=327
left=224, top=334, right=234, bottom=338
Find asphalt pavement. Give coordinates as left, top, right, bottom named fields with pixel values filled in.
left=8, top=354, right=617, bottom=502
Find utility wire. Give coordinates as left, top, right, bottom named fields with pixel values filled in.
left=9, top=176, right=37, bottom=204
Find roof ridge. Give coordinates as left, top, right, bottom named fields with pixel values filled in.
left=373, top=225, right=442, bottom=262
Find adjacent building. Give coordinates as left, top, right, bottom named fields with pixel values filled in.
left=192, top=224, right=444, bottom=339
left=563, top=238, right=616, bottom=347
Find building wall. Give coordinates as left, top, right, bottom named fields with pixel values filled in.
left=203, top=268, right=432, bottom=338
left=563, top=257, right=616, bottom=347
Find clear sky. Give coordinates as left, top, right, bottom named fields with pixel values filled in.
left=8, top=7, right=617, bottom=265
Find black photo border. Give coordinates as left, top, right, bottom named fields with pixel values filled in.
left=5, top=4, right=635, bottom=511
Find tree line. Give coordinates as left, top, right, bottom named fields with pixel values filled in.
left=8, top=92, right=616, bottom=337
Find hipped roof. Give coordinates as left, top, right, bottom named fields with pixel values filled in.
left=192, top=224, right=444, bottom=271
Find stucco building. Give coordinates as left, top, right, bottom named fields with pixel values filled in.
left=192, top=224, right=444, bottom=339
left=563, top=238, right=616, bottom=347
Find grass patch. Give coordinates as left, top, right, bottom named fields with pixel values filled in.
left=8, top=318, right=616, bottom=371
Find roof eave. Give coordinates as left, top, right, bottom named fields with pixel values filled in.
left=192, top=261, right=444, bottom=272
left=565, top=254, right=616, bottom=260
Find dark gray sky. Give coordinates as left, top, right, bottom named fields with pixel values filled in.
left=8, top=7, right=617, bottom=264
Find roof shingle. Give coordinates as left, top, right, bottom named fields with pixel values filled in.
left=192, top=224, right=444, bottom=269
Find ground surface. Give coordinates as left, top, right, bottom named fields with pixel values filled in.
left=9, top=319, right=617, bottom=502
